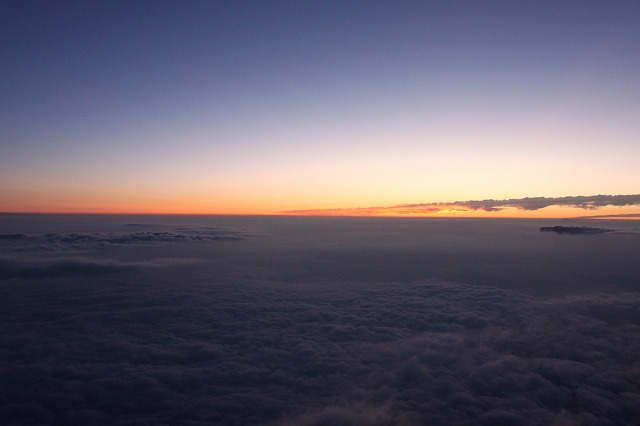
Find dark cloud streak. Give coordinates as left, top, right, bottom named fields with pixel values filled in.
left=0, top=257, right=204, bottom=280
left=0, top=234, right=28, bottom=240
left=540, top=226, right=613, bottom=235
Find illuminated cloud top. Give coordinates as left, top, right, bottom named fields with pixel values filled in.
left=283, top=194, right=640, bottom=217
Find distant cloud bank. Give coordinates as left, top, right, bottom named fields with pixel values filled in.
left=0, top=225, right=249, bottom=253
left=540, top=226, right=613, bottom=235
left=282, top=194, right=640, bottom=216
left=0, top=256, right=204, bottom=280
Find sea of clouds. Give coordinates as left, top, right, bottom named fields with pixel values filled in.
left=2, top=277, right=639, bottom=425
left=1, top=217, right=639, bottom=425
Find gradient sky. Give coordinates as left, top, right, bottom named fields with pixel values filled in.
left=2, top=0, right=639, bottom=215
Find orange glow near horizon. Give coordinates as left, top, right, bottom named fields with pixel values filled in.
left=279, top=205, right=640, bottom=219
left=3, top=191, right=640, bottom=220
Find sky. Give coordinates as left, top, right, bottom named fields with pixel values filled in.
left=1, top=0, right=640, bottom=216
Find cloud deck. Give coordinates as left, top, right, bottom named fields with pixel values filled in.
left=1, top=216, right=639, bottom=424
left=1, top=279, right=639, bottom=425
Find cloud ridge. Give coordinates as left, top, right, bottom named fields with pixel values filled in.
left=0, top=226, right=249, bottom=253
left=282, top=194, right=640, bottom=216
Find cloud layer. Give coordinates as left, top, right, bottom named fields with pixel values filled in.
left=0, top=225, right=249, bottom=253
left=1, top=216, right=639, bottom=424
left=283, top=194, right=640, bottom=216
left=0, top=257, right=204, bottom=280
left=539, top=226, right=613, bottom=235
left=1, top=278, right=639, bottom=425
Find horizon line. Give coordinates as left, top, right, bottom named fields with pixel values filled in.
left=3, top=194, right=640, bottom=219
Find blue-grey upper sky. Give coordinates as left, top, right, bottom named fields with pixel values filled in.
left=2, top=1, right=639, bottom=213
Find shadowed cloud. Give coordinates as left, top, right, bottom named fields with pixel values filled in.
left=1, top=215, right=639, bottom=424
left=0, top=225, right=250, bottom=253
left=0, top=234, right=28, bottom=241
left=0, top=257, right=204, bottom=280
left=540, top=226, right=613, bottom=235
left=1, top=279, right=639, bottom=425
